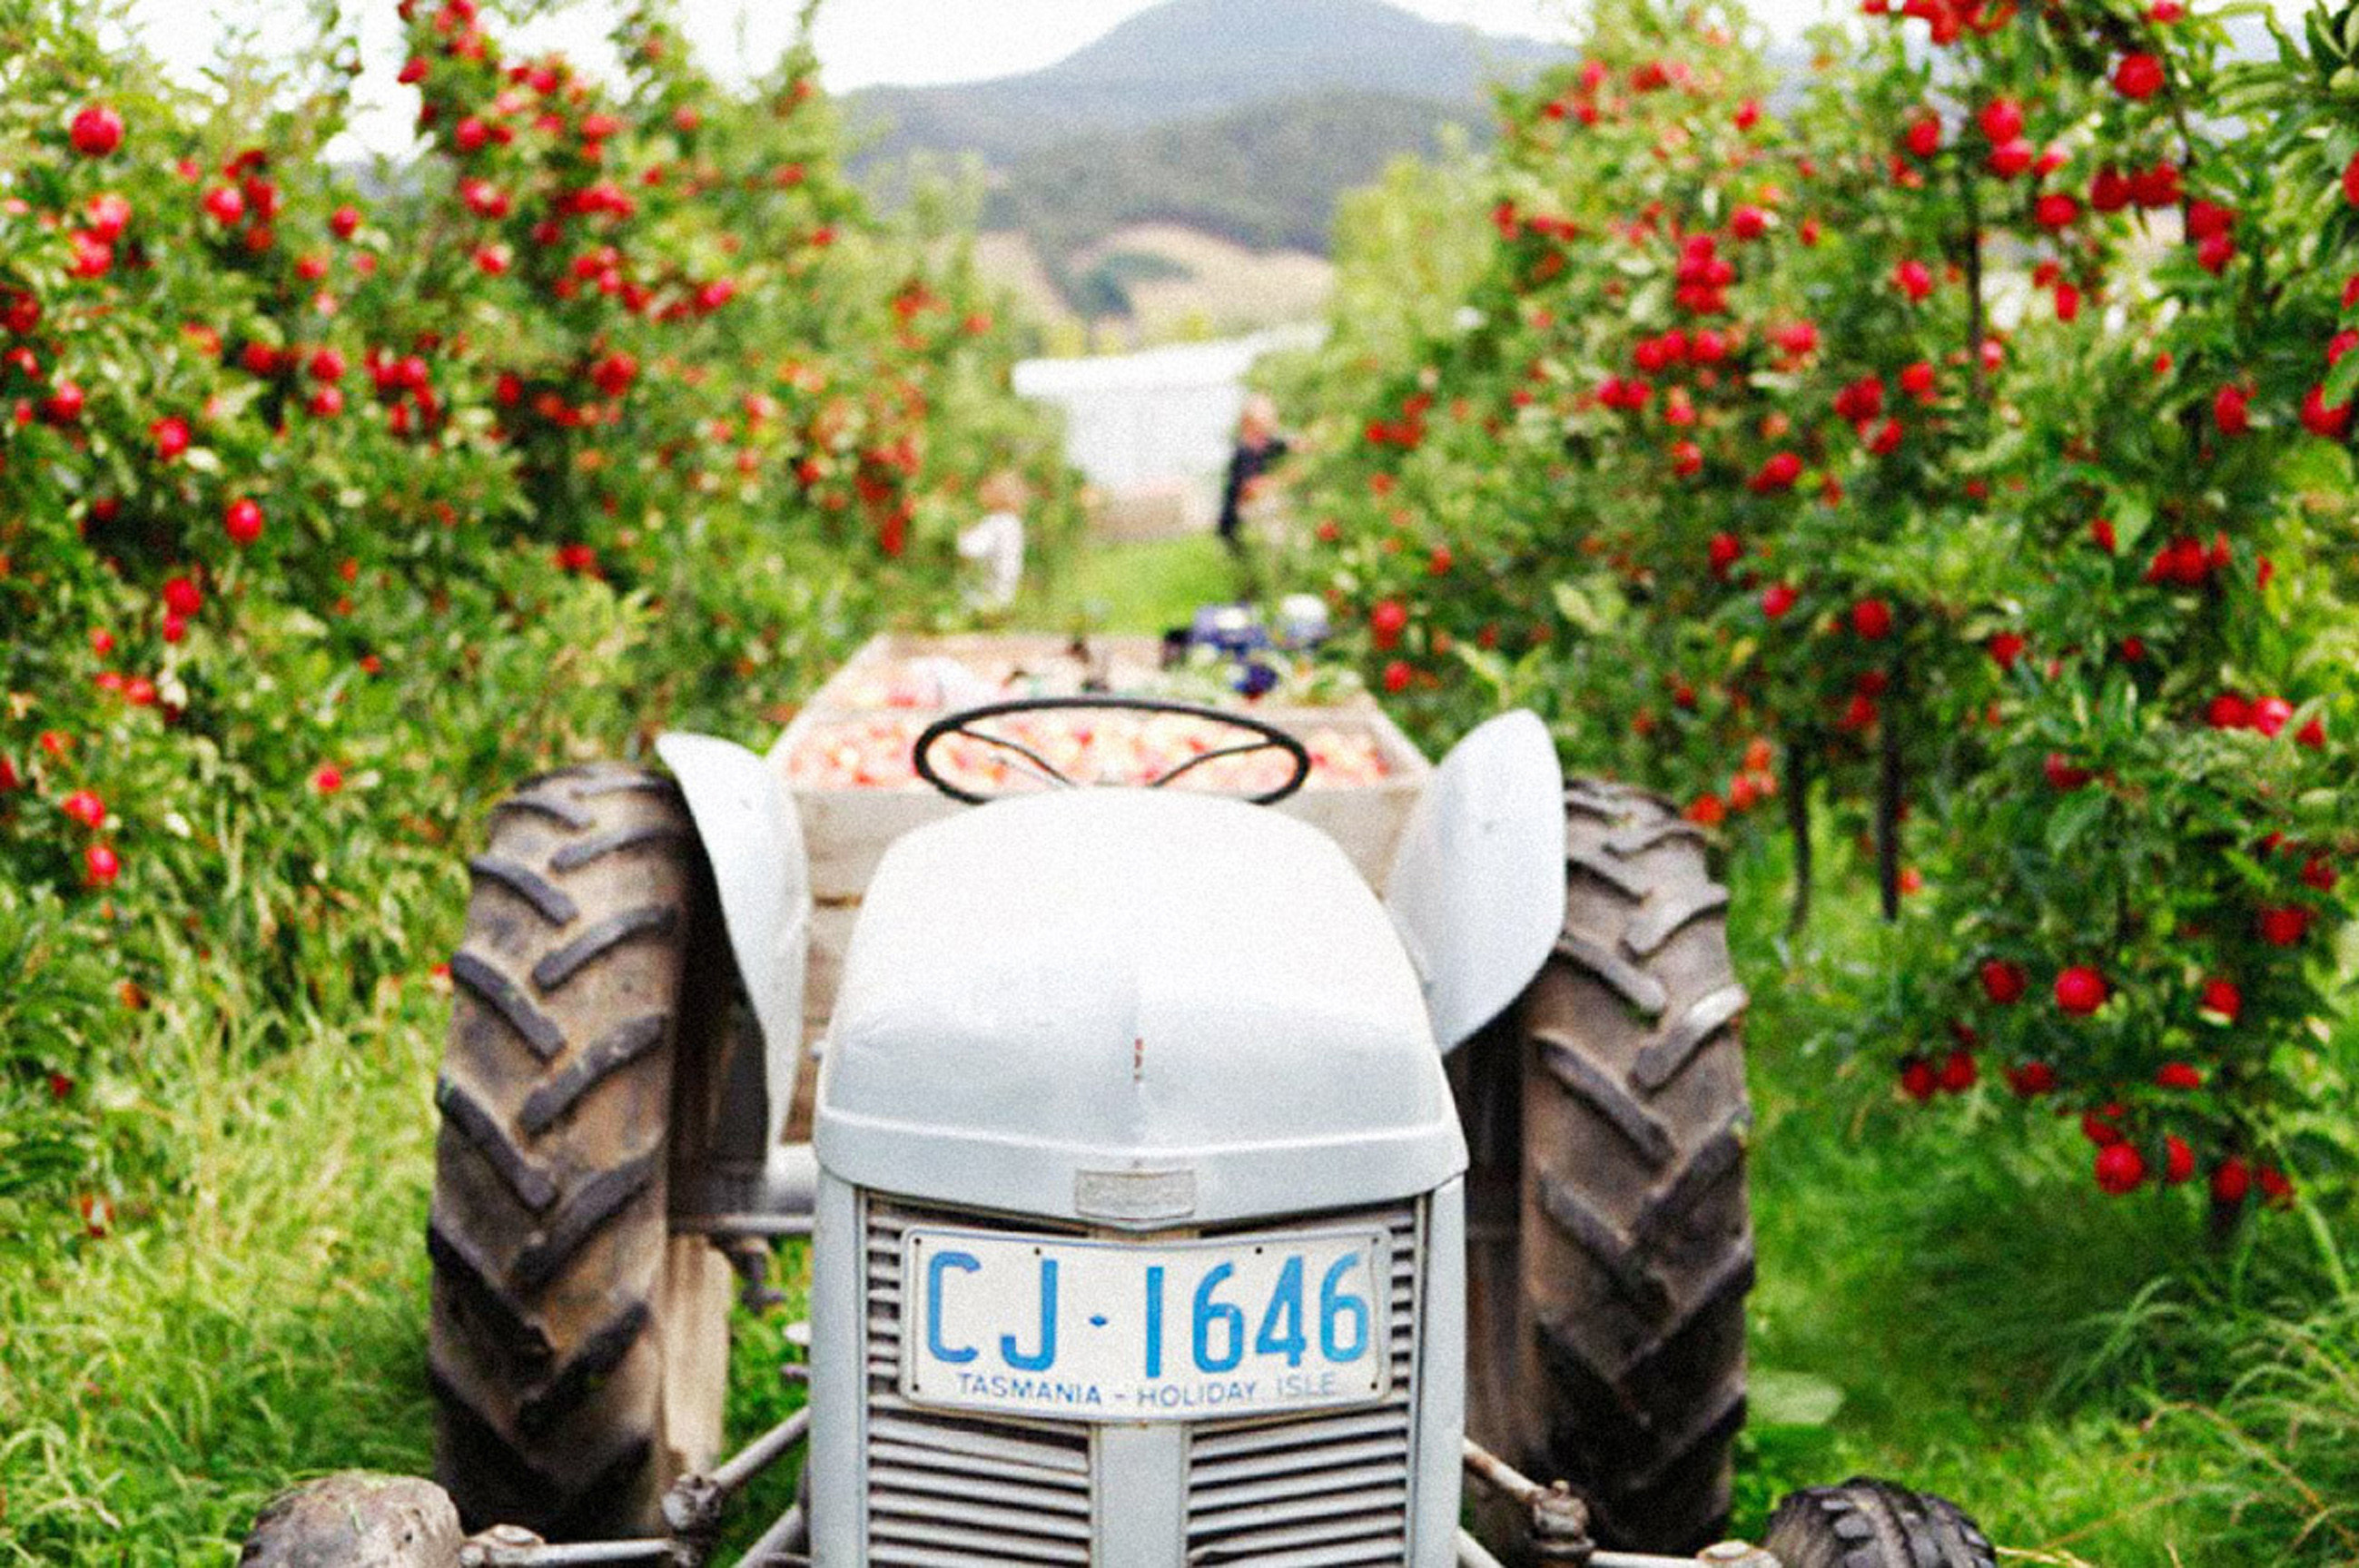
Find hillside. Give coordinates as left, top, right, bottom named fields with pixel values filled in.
left=844, top=0, right=1556, bottom=323
left=986, top=89, right=1486, bottom=274
left=844, top=0, right=1557, bottom=167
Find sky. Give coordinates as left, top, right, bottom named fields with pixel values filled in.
left=124, top=0, right=2302, bottom=163
left=119, top=0, right=1849, bottom=162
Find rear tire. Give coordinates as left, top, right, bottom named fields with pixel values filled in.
left=1763, top=1479, right=1998, bottom=1567
left=427, top=764, right=734, bottom=1537
left=1456, top=779, right=1752, bottom=1553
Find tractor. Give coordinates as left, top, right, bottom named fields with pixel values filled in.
left=242, top=634, right=1994, bottom=1568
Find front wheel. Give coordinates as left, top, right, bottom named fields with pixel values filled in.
left=239, top=1474, right=462, bottom=1566
left=427, top=764, right=735, bottom=1537
left=1763, top=1479, right=1998, bottom=1567
left=1456, top=779, right=1752, bottom=1553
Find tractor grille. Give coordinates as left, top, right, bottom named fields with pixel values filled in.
left=1183, top=1204, right=1422, bottom=1564
left=864, top=1199, right=1095, bottom=1564
left=861, top=1196, right=1423, bottom=1566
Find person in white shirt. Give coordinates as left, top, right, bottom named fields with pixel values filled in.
left=958, top=470, right=1027, bottom=612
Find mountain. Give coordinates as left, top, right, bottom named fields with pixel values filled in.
left=844, top=0, right=1561, bottom=169
left=844, top=0, right=1560, bottom=322
left=986, top=89, right=1485, bottom=268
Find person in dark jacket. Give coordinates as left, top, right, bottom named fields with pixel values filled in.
left=1216, top=392, right=1288, bottom=553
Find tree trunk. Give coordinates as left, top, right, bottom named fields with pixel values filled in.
left=1877, top=652, right=1905, bottom=922
left=1785, top=739, right=1813, bottom=935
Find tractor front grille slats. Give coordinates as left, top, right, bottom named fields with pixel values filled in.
left=864, top=1202, right=1093, bottom=1566
left=1182, top=1206, right=1421, bottom=1564
left=861, top=1196, right=1423, bottom=1566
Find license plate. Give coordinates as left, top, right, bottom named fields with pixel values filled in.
left=902, top=1225, right=1392, bottom=1423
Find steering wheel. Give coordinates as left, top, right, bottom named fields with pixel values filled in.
left=912, top=695, right=1312, bottom=805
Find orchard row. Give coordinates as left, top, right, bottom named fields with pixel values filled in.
left=1276, top=0, right=2359, bottom=1213
left=0, top=0, right=1065, bottom=1246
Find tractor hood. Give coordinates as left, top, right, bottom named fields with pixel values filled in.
left=815, top=788, right=1465, bottom=1227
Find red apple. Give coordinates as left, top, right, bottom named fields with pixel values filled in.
left=2054, top=965, right=2107, bottom=1015
left=2042, top=752, right=2090, bottom=790
left=223, top=497, right=264, bottom=546
left=1979, top=959, right=2026, bottom=1004
left=69, top=104, right=123, bottom=157
left=2005, top=1060, right=2056, bottom=1097
left=1978, top=96, right=2024, bottom=143
left=85, top=192, right=132, bottom=242
left=2301, top=385, right=2353, bottom=439
left=2033, top=192, right=2080, bottom=230
left=1986, top=137, right=2034, bottom=178
left=2256, top=904, right=2311, bottom=947
left=2113, top=53, right=2166, bottom=100
left=1748, top=452, right=1802, bottom=493
left=2095, top=1141, right=2147, bottom=1194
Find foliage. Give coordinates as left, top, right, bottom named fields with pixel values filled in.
left=1273, top=0, right=2359, bottom=1211
left=0, top=0, right=1069, bottom=1276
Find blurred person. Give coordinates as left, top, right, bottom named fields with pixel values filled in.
left=1217, top=392, right=1288, bottom=554
left=959, top=469, right=1028, bottom=612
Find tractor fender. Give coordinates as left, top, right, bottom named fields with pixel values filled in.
left=1383, top=708, right=1564, bottom=1052
left=656, top=731, right=811, bottom=1146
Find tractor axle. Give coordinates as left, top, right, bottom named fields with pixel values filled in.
left=1459, top=1436, right=1782, bottom=1568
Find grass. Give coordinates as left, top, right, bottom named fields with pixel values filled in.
left=0, top=961, right=446, bottom=1558
left=1011, top=530, right=1247, bottom=636
left=2, top=541, right=2354, bottom=1563
left=1724, top=833, right=2359, bottom=1563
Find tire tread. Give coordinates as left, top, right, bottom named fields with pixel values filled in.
left=1762, top=1479, right=1999, bottom=1568
left=429, top=764, right=712, bottom=1537
left=1463, top=779, right=1753, bottom=1553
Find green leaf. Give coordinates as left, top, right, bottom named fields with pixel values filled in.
left=1551, top=577, right=1623, bottom=636
left=1752, top=1370, right=1846, bottom=1427
left=2324, top=344, right=2359, bottom=411
left=2046, top=788, right=2108, bottom=859
left=2109, top=493, right=2155, bottom=550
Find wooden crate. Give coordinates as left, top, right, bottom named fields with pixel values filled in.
left=765, top=632, right=1433, bottom=1051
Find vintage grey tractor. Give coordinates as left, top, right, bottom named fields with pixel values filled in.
left=242, top=635, right=1995, bottom=1568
